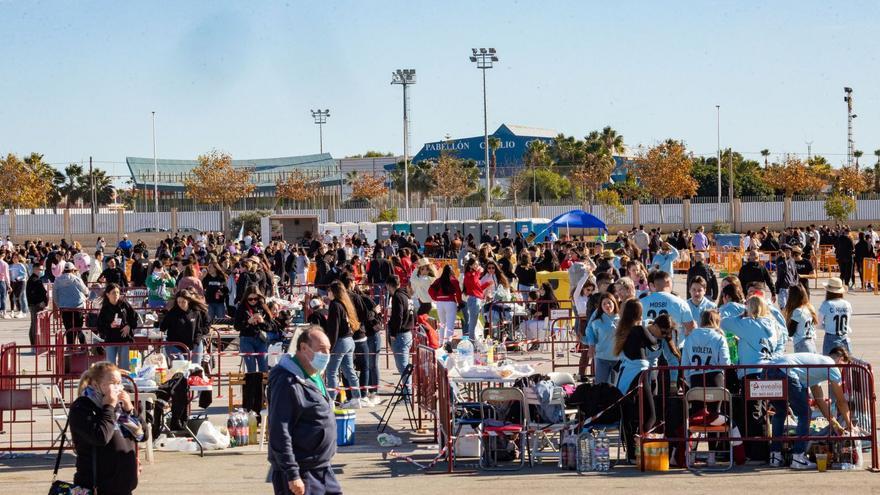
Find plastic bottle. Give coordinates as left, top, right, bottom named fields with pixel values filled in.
left=248, top=411, right=258, bottom=445
left=594, top=429, right=610, bottom=471
left=577, top=430, right=593, bottom=473
left=227, top=414, right=236, bottom=447
left=486, top=339, right=495, bottom=365
left=455, top=336, right=474, bottom=370
left=559, top=428, right=577, bottom=470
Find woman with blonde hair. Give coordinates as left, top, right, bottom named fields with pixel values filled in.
left=323, top=280, right=363, bottom=407
left=69, top=362, right=141, bottom=494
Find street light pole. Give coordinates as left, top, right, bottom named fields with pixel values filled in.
left=392, top=69, right=416, bottom=222
left=311, top=109, right=330, bottom=154
left=152, top=111, right=158, bottom=232
left=715, top=105, right=721, bottom=209
left=470, top=48, right=498, bottom=213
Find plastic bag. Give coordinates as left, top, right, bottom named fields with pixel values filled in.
left=154, top=435, right=199, bottom=452
left=144, top=353, right=168, bottom=369
left=196, top=421, right=230, bottom=450
left=267, top=342, right=284, bottom=367
left=377, top=433, right=402, bottom=447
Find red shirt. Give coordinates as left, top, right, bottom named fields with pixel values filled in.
left=428, top=276, right=462, bottom=304
left=463, top=270, right=491, bottom=299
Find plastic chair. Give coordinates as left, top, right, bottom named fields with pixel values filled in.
left=684, top=387, right=734, bottom=471
left=478, top=387, right=528, bottom=471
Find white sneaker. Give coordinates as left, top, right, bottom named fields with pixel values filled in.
left=769, top=451, right=784, bottom=467
left=369, top=395, right=385, bottom=406
left=1, top=313, right=8, bottom=319
left=16, top=312, right=25, bottom=319
left=790, top=453, right=816, bottom=470
left=340, top=398, right=363, bottom=410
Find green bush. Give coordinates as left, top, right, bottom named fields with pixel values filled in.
left=230, top=210, right=271, bottom=236
left=373, top=207, right=398, bottom=222
left=711, top=221, right=732, bottom=234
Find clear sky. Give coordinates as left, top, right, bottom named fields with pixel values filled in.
left=2, top=0, right=879, bottom=180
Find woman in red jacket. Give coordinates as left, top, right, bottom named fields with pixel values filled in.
left=428, top=264, right=462, bottom=344
left=462, top=258, right=491, bottom=343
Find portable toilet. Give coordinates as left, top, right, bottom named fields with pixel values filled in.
left=338, top=222, right=359, bottom=239
left=444, top=220, right=463, bottom=237
left=428, top=220, right=446, bottom=236
left=357, top=221, right=377, bottom=243
left=497, top=218, right=516, bottom=238
left=321, top=222, right=342, bottom=240
left=515, top=219, right=534, bottom=237
left=532, top=218, right=551, bottom=242
left=463, top=220, right=481, bottom=241
left=376, top=222, right=394, bottom=240
left=410, top=221, right=429, bottom=243
left=480, top=220, right=499, bottom=239
left=392, top=221, right=411, bottom=236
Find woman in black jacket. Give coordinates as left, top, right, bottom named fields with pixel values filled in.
left=322, top=280, right=363, bottom=407
left=233, top=286, right=274, bottom=373
left=854, top=231, right=874, bottom=288
left=160, top=289, right=209, bottom=365
left=69, top=362, right=141, bottom=495
left=96, top=283, right=138, bottom=370
left=202, top=262, right=229, bottom=321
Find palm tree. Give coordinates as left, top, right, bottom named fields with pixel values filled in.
left=487, top=136, right=501, bottom=198
left=760, top=149, right=770, bottom=167
left=593, top=126, right=626, bottom=155
left=61, top=163, right=85, bottom=206
left=854, top=149, right=863, bottom=170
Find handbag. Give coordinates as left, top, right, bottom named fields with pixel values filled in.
left=49, top=416, right=96, bottom=495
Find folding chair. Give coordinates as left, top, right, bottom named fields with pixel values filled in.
left=524, top=385, right=575, bottom=465
left=478, top=387, right=528, bottom=471
left=684, top=387, right=734, bottom=471
left=38, top=384, right=71, bottom=451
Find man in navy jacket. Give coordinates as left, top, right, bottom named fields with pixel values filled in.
left=268, top=326, right=341, bottom=495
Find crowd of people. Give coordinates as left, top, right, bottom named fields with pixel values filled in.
left=1, top=220, right=873, bottom=492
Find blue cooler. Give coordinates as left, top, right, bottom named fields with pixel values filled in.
left=335, top=409, right=356, bottom=446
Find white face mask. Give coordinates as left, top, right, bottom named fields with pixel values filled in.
left=109, top=383, right=124, bottom=397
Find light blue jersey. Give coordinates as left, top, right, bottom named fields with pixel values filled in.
left=771, top=353, right=842, bottom=386
left=584, top=312, right=619, bottom=361
left=687, top=297, right=717, bottom=323
left=639, top=291, right=694, bottom=348
left=650, top=246, right=679, bottom=275
left=818, top=299, right=853, bottom=338
left=717, top=301, right=745, bottom=320
left=682, top=327, right=731, bottom=380
left=789, top=307, right=817, bottom=349
left=720, top=315, right=783, bottom=377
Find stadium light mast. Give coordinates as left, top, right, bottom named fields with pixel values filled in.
left=470, top=48, right=498, bottom=212
left=311, top=109, right=330, bottom=154
left=392, top=69, right=416, bottom=221
left=844, top=87, right=856, bottom=168
left=152, top=111, right=158, bottom=231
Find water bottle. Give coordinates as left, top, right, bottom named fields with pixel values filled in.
left=455, top=336, right=474, bottom=370
left=241, top=413, right=249, bottom=446
left=577, top=431, right=593, bottom=473
left=248, top=411, right=259, bottom=445
left=594, top=429, right=610, bottom=471
left=559, top=428, right=577, bottom=470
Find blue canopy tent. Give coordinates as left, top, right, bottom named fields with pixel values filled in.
left=531, top=209, right=607, bottom=242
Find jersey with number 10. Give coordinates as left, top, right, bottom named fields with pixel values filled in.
left=818, top=299, right=852, bottom=337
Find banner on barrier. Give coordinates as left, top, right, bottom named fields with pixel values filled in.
left=745, top=378, right=787, bottom=400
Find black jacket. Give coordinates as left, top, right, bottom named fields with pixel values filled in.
left=324, top=299, right=354, bottom=347
left=268, top=355, right=336, bottom=482
left=837, top=235, right=855, bottom=260
left=775, top=256, right=799, bottom=290
left=738, top=261, right=776, bottom=294
left=160, top=306, right=208, bottom=350
left=855, top=239, right=874, bottom=262
left=25, top=273, right=48, bottom=307
left=96, top=299, right=138, bottom=343
left=686, top=262, right=719, bottom=300
left=388, top=288, right=413, bottom=336
left=203, top=273, right=229, bottom=305
left=233, top=302, right=273, bottom=338
left=69, top=396, right=138, bottom=494
left=99, top=267, right=128, bottom=287
left=367, top=258, right=393, bottom=284
left=235, top=271, right=260, bottom=303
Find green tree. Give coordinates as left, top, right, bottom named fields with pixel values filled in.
left=514, top=168, right=571, bottom=202
left=854, top=150, right=864, bottom=169
left=75, top=167, right=115, bottom=206
left=522, top=140, right=551, bottom=203
left=61, top=163, right=85, bottom=205
left=824, top=192, right=856, bottom=224
left=691, top=150, right=773, bottom=198
left=607, top=172, right=646, bottom=201
left=590, top=126, right=626, bottom=156
left=760, top=149, right=770, bottom=167
left=388, top=159, right=434, bottom=204
left=23, top=153, right=64, bottom=208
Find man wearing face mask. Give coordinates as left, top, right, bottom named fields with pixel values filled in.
left=268, top=326, right=341, bottom=495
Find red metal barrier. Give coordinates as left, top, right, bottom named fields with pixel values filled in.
left=635, top=363, right=878, bottom=472
left=411, top=330, right=438, bottom=436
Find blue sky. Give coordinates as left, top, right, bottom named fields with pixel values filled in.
left=2, top=1, right=879, bottom=180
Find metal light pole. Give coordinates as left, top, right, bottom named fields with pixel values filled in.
left=470, top=48, right=498, bottom=212
left=311, top=109, right=330, bottom=154
left=152, top=111, right=158, bottom=231
left=715, top=105, right=721, bottom=207
left=844, top=87, right=855, bottom=168
left=392, top=69, right=416, bottom=221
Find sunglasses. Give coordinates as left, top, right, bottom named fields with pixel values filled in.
left=247, top=297, right=259, bottom=302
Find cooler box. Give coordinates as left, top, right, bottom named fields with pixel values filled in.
left=335, top=409, right=356, bottom=446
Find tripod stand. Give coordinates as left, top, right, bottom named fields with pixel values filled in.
left=377, top=363, right=417, bottom=433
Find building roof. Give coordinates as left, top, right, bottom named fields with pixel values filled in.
left=496, top=124, right=558, bottom=138
left=125, top=154, right=342, bottom=189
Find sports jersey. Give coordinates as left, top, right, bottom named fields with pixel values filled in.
left=687, top=297, right=717, bottom=323
left=789, top=307, right=817, bottom=348
left=717, top=301, right=745, bottom=320
left=770, top=353, right=842, bottom=386
left=682, top=327, right=731, bottom=380
left=584, top=312, right=619, bottom=361
left=720, top=315, right=783, bottom=377
left=818, top=299, right=853, bottom=338
left=639, top=291, right=694, bottom=348
left=650, top=246, right=679, bottom=275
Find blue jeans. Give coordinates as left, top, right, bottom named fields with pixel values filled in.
left=105, top=345, right=130, bottom=370
left=391, top=331, right=413, bottom=395
left=367, top=333, right=382, bottom=393
left=777, top=288, right=789, bottom=310
left=465, top=296, right=481, bottom=341
left=207, top=302, right=226, bottom=321
left=769, top=369, right=810, bottom=454
left=239, top=336, right=268, bottom=373
left=0, top=281, right=6, bottom=312
left=353, top=339, right=370, bottom=395
left=823, top=334, right=851, bottom=355
left=594, top=358, right=618, bottom=384
left=326, top=336, right=360, bottom=402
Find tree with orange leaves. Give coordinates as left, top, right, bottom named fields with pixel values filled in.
left=762, top=155, right=826, bottom=197
left=0, top=153, right=53, bottom=209
left=184, top=150, right=255, bottom=208
left=635, top=139, right=698, bottom=223
left=350, top=174, right=388, bottom=209
left=275, top=170, right=319, bottom=207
